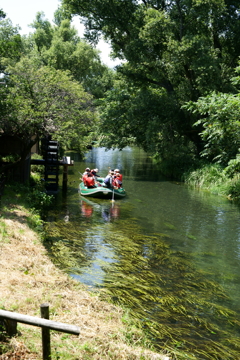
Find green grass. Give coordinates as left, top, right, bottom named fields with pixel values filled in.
left=0, top=220, right=8, bottom=244
left=183, top=163, right=240, bottom=201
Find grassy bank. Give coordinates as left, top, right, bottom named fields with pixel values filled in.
left=0, top=184, right=169, bottom=360
left=183, top=163, right=240, bottom=202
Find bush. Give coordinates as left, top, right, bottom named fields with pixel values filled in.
left=31, top=153, right=44, bottom=175
left=226, top=174, right=240, bottom=201
left=26, top=181, right=54, bottom=210
left=183, top=164, right=226, bottom=189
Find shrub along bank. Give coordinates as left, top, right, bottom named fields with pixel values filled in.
left=183, top=163, right=240, bottom=202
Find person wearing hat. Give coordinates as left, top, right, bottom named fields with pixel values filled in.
left=91, top=168, right=100, bottom=178
left=104, top=169, right=114, bottom=188
left=114, top=169, right=123, bottom=187
left=83, top=167, right=90, bottom=174
left=91, top=168, right=101, bottom=186
left=82, top=167, right=91, bottom=185
left=85, top=172, right=96, bottom=188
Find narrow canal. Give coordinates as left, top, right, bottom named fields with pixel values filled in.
left=44, top=147, right=240, bottom=359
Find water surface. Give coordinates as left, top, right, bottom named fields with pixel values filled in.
left=45, top=147, right=240, bottom=359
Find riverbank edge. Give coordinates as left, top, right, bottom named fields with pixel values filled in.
left=0, top=193, right=170, bottom=359
left=182, top=163, right=240, bottom=203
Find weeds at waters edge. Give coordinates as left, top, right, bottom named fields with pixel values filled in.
left=183, top=163, right=240, bottom=200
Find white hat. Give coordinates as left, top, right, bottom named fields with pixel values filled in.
left=114, top=169, right=120, bottom=172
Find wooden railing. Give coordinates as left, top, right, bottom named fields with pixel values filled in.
left=0, top=303, right=80, bottom=360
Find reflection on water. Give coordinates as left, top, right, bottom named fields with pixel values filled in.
left=80, top=197, right=121, bottom=222
left=44, top=147, right=240, bottom=359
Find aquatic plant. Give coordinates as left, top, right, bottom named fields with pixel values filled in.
left=45, top=214, right=240, bottom=359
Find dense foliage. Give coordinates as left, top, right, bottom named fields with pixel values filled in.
left=1, top=58, right=96, bottom=161
left=63, top=0, right=240, bottom=171
left=183, top=65, right=240, bottom=169
left=0, top=8, right=110, bottom=173
left=0, top=17, right=22, bottom=72
left=1, top=1, right=240, bottom=178
left=25, top=11, right=114, bottom=98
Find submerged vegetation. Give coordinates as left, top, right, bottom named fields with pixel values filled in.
left=46, top=209, right=240, bottom=360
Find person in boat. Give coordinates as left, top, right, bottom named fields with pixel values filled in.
left=82, top=167, right=91, bottom=185
left=113, top=169, right=123, bottom=188
left=85, top=173, right=96, bottom=188
left=112, top=175, right=120, bottom=189
left=91, top=168, right=100, bottom=179
left=83, top=167, right=90, bottom=176
left=91, top=168, right=102, bottom=186
left=114, top=169, right=122, bottom=182
left=104, top=170, right=114, bottom=188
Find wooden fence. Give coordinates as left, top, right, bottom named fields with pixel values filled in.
left=0, top=303, right=80, bottom=360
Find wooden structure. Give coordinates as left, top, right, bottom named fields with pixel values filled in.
left=0, top=304, right=80, bottom=360
left=62, top=156, right=74, bottom=192
left=41, top=139, right=60, bottom=192
left=0, top=135, right=74, bottom=192
left=31, top=138, right=74, bottom=193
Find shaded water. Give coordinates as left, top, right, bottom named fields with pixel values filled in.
left=45, top=147, right=240, bottom=359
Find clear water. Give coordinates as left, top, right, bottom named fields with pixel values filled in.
left=44, top=147, right=240, bottom=358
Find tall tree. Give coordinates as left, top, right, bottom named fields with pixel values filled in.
left=29, top=11, right=54, bottom=52
left=25, top=12, right=114, bottom=98
left=0, top=57, right=97, bottom=170
left=62, top=0, right=240, bottom=161
left=0, top=17, right=22, bottom=72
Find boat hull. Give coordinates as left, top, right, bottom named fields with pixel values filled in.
left=79, top=182, right=126, bottom=199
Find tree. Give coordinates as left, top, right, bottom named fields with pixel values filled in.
left=0, top=9, right=5, bottom=20
left=183, top=64, right=240, bottom=167
left=62, top=0, right=240, bottom=161
left=25, top=12, right=114, bottom=98
left=29, top=12, right=54, bottom=53
left=0, top=17, right=22, bottom=72
left=0, top=57, right=97, bottom=171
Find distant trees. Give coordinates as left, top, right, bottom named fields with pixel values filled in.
left=0, top=9, right=5, bottom=19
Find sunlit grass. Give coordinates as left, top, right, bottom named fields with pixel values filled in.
left=0, top=194, right=169, bottom=360
left=183, top=163, right=240, bottom=201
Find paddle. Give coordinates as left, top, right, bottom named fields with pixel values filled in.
left=111, top=186, right=115, bottom=203
left=110, top=174, right=115, bottom=203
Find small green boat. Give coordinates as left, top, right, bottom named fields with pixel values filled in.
left=79, top=179, right=126, bottom=199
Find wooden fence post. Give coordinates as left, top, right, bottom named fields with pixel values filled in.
left=62, top=164, right=68, bottom=192
left=4, top=318, right=17, bottom=337
left=41, top=303, right=51, bottom=360
left=0, top=307, right=80, bottom=359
